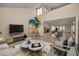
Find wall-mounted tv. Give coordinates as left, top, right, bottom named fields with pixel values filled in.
left=9, top=24, right=24, bottom=33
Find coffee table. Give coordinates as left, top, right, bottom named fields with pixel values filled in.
left=20, top=41, right=43, bottom=56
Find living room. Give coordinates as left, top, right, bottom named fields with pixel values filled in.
left=0, top=3, right=79, bottom=56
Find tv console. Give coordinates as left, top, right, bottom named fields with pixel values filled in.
left=13, top=35, right=25, bottom=42
left=8, top=33, right=26, bottom=44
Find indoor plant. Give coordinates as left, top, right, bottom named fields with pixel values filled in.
left=33, top=17, right=41, bottom=34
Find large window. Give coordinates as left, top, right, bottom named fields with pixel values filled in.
left=37, top=7, right=43, bottom=16
left=59, top=26, right=65, bottom=32
left=63, top=26, right=65, bottom=32
left=44, top=7, right=49, bottom=13
left=36, top=7, right=49, bottom=16
left=59, top=26, right=63, bottom=30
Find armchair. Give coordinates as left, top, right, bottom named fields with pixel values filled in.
left=50, top=43, right=70, bottom=56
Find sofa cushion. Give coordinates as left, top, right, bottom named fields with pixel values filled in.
left=0, top=38, right=5, bottom=44
left=0, top=43, right=9, bottom=50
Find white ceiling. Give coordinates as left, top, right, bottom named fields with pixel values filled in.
left=0, top=3, right=41, bottom=8
left=45, top=17, right=76, bottom=25
left=0, top=3, right=68, bottom=9
left=42, top=3, right=68, bottom=10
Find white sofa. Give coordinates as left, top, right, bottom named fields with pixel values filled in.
left=0, top=38, right=53, bottom=56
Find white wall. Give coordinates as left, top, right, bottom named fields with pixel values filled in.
left=0, top=7, right=36, bottom=37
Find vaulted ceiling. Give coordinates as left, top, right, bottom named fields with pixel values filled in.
left=0, top=3, right=69, bottom=10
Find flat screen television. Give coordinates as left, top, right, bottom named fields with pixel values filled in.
left=9, top=24, right=24, bottom=33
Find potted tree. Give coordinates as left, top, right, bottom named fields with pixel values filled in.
left=33, top=17, right=41, bottom=36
